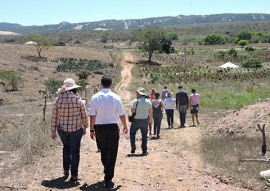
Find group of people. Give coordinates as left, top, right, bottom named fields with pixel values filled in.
left=50, top=75, right=200, bottom=188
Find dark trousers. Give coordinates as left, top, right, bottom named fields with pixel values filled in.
left=165, top=109, right=174, bottom=126
left=95, top=124, right=119, bottom=182
left=57, top=128, right=83, bottom=176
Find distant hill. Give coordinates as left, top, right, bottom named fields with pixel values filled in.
left=1, top=13, right=270, bottom=34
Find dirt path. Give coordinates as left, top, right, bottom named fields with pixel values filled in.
left=2, top=52, right=250, bottom=191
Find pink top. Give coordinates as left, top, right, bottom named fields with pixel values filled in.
left=149, top=92, right=155, bottom=100
left=190, top=93, right=200, bottom=105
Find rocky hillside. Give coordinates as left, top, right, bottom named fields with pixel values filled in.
left=1, top=13, right=270, bottom=34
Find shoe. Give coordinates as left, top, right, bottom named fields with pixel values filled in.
left=157, top=135, right=160, bottom=139
left=171, top=124, right=174, bottom=128
left=153, top=132, right=156, bottom=135
left=69, top=175, right=78, bottom=182
left=131, top=148, right=136, bottom=154
left=142, top=151, right=148, bottom=156
left=104, top=180, right=113, bottom=188
left=63, top=170, right=69, bottom=178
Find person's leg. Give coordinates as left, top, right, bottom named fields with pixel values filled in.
left=57, top=129, right=71, bottom=175
left=130, top=120, right=139, bottom=152
left=171, top=110, right=174, bottom=127
left=191, top=114, right=195, bottom=126
left=165, top=109, right=170, bottom=127
left=139, top=119, right=149, bottom=154
left=105, top=125, right=119, bottom=183
left=179, top=106, right=187, bottom=127
left=196, top=113, right=200, bottom=124
left=156, top=114, right=163, bottom=138
left=69, top=128, right=83, bottom=178
left=153, top=116, right=157, bottom=135
left=148, top=123, right=152, bottom=135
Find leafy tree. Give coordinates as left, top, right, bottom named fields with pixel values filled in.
left=133, top=27, right=165, bottom=62
left=166, top=32, right=178, bottom=40
left=205, top=34, right=226, bottom=45
left=238, top=40, right=248, bottom=47
left=26, top=34, right=51, bottom=57
left=161, top=35, right=173, bottom=54
left=0, top=70, right=20, bottom=91
left=234, top=31, right=252, bottom=43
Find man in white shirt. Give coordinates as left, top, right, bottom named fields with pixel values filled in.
left=89, top=75, right=128, bottom=188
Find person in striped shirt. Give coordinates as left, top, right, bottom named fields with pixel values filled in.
left=51, top=78, right=89, bottom=182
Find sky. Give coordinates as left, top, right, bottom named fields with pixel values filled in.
left=1, top=0, right=270, bottom=26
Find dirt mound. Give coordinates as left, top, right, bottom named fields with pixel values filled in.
left=205, top=99, right=270, bottom=136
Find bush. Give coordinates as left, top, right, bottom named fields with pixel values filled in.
left=0, top=69, right=20, bottom=91
left=44, top=78, right=63, bottom=94
left=245, top=46, right=255, bottom=52
left=242, top=57, right=262, bottom=68
left=238, top=40, right=249, bottom=47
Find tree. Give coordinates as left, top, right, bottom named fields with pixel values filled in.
left=161, top=35, right=173, bottom=54
left=0, top=70, right=20, bottom=91
left=205, top=34, right=226, bottom=45
left=26, top=34, right=51, bottom=57
left=234, top=31, right=252, bottom=43
left=238, top=40, right=248, bottom=47
left=133, top=27, right=165, bottom=62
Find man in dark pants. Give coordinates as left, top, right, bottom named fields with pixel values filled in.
left=89, top=75, right=128, bottom=188
left=175, top=85, right=189, bottom=128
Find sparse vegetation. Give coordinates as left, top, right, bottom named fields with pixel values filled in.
left=0, top=69, right=20, bottom=91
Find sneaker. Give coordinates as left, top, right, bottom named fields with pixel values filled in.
left=69, top=175, right=78, bottom=182
left=142, top=151, right=148, bottom=156
left=131, top=148, right=136, bottom=154
left=63, top=170, right=69, bottom=178
left=104, top=180, right=114, bottom=188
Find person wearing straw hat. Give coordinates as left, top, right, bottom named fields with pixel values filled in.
left=51, top=78, right=89, bottom=182
left=88, top=75, right=128, bottom=188
left=164, top=91, right=176, bottom=128
left=130, top=87, right=153, bottom=156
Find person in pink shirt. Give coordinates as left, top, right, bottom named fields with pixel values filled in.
left=189, top=89, right=200, bottom=126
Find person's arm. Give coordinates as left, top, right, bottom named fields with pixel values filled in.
left=81, top=103, right=89, bottom=136
left=51, top=101, right=58, bottom=140
left=161, top=100, right=165, bottom=111
left=175, top=94, right=179, bottom=110
left=90, top=115, right=96, bottom=140
left=119, top=115, right=128, bottom=134
left=148, top=106, right=153, bottom=125
left=186, top=93, right=189, bottom=109
left=131, top=99, right=137, bottom=114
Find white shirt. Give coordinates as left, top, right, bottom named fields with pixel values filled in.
left=164, top=97, right=176, bottom=110
left=89, top=89, right=125, bottom=124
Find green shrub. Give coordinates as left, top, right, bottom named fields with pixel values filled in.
left=44, top=78, right=63, bottom=94
left=0, top=69, right=20, bottom=91
left=242, top=57, right=262, bottom=68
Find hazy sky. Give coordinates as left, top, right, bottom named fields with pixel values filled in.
left=1, top=0, right=270, bottom=26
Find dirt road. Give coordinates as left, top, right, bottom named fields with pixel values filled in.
left=1, top=52, right=250, bottom=191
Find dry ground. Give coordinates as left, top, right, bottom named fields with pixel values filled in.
left=0, top=44, right=263, bottom=191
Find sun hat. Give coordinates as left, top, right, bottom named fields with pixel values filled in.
left=167, top=91, right=172, bottom=97
left=58, top=78, right=81, bottom=93
left=63, top=78, right=81, bottom=90
left=136, top=87, right=146, bottom=96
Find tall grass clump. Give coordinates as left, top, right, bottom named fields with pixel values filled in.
left=201, top=135, right=268, bottom=189
left=195, top=79, right=270, bottom=110
left=0, top=119, right=52, bottom=165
